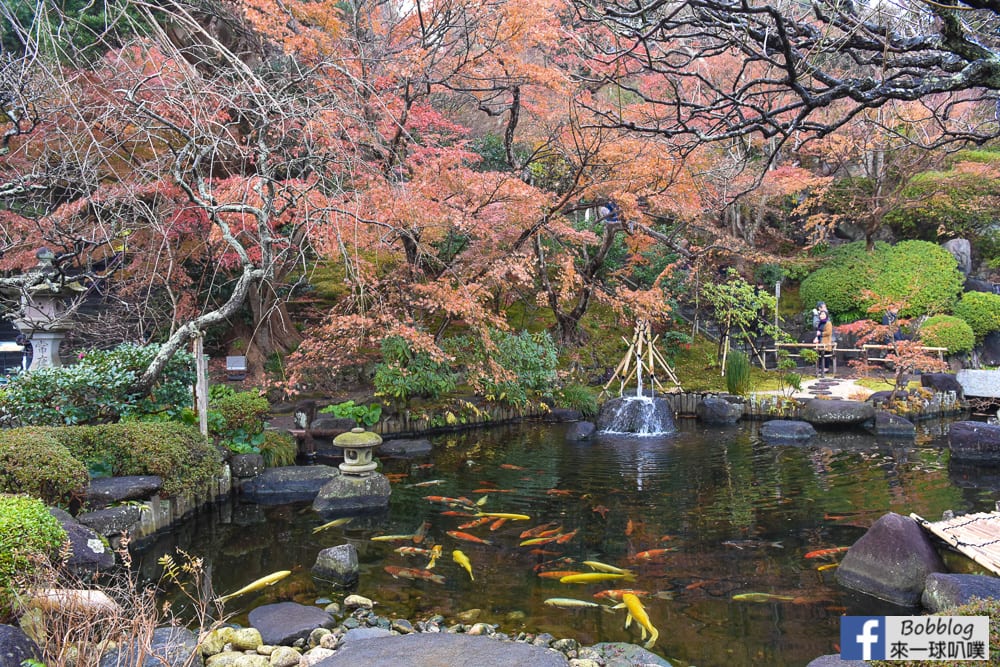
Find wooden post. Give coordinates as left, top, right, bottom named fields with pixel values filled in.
left=193, top=334, right=209, bottom=437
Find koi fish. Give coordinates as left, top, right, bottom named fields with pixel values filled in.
left=447, top=530, right=492, bottom=545
left=452, top=549, right=474, bottom=580
left=371, top=534, right=418, bottom=542
left=216, top=570, right=291, bottom=603
left=424, top=495, right=475, bottom=508
left=384, top=566, right=445, bottom=584
left=544, top=598, right=602, bottom=609
left=555, top=529, right=579, bottom=544
left=407, top=479, right=446, bottom=488
left=560, top=572, right=636, bottom=584
left=804, top=546, right=850, bottom=559
left=658, top=535, right=675, bottom=542
left=583, top=560, right=632, bottom=575
left=412, top=521, right=431, bottom=544
left=312, top=517, right=352, bottom=534
left=474, top=488, right=514, bottom=494
left=427, top=544, right=443, bottom=569
left=537, top=570, right=586, bottom=579
left=520, top=522, right=559, bottom=539
left=520, top=536, right=558, bottom=547
left=593, top=589, right=650, bottom=602
left=458, top=517, right=492, bottom=530
left=546, top=489, right=574, bottom=497
left=529, top=549, right=560, bottom=557
left=731, top=592, right=796, bottom=603
left=722, top=539, right=783, bottom=550
left=394, top=546, right=437, bottom=558
left=592, top=505, right=610, bottom=519
left=489, top=518, right=508, bottom=531
left=625, top=519, right=635, bottom=536
left=499, top=464, right=526, bottom=470
left=533, top=557, right=574, bottom=572
left=476, top=512, right=530, bottom=521
left=615, top=593, right=658, bottom=649
left=415, top=463, right=435, bottom=469
left=440, top=511, right=475, bottom=517
left=385, top=473, right=409, bottom=482
left=537, top=527, right=563, bottom=538
left=817, top=563, right=839, bottom=572
left=633, top=548, right=676, bottom=560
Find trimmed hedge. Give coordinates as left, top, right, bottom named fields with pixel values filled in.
left=953, top=291, right=1000, bottom=342
left=0, top=494, right=67, bottom=620
left=800, top=241, right=963, bottom=322
left=919, top=315, right=975, bottom=354
left=0, top=428, right=89, bottom=506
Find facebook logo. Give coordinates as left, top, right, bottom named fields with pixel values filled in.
left=842, top=616, right=885, bottom=660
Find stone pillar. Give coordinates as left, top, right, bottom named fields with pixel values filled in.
left=27, top=331, right=64, bottom=369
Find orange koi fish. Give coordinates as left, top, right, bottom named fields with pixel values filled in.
left=440, top=510, right=474, bottom=517
left=458, top=517, right=492, bottom=530
left=546, top=489, right=574, bottom=497
left=555, top=529, right=579, bottom=544
left=537, top=527, right=563, bottom=538
left=447, top=530, right=492, bottom=545
left=804, top=546, right=850, bottom=559
left=593, top=589, right=651, bottom=602
left=634, top=548, right=676, bottom=560
left=499, top=464, right=526, bottom=470
left=592, top=505, right=610, bottom=519
left=520, top=522, right=559, bottom=539
left=489, top=518, right=508, bottom=531
left=424, top=495, right=475, bottom=507
left=529, top=549, right=560, bottom=557
left=384, top=566, right=445, bottom=584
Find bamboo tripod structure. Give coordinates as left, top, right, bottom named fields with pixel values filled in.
left=602, top=320, right=681, bottom=398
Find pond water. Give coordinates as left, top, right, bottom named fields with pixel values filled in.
left=137, top=418, right=995, bottom=667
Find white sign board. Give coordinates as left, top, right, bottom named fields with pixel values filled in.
left=957, top=370, right=1000, bottom=398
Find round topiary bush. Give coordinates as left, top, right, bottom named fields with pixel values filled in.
left=919, top=315, right=975, bottom=354
left=0, top=428, right=88, bottom=506
left=953, top=291, right=1000, bottom=342
left=800, top=241, right=963, bottom=322
left=0, top=494, right=67, bottom=619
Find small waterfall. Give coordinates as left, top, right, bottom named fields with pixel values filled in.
left=596, top=395, right=676, bottom=436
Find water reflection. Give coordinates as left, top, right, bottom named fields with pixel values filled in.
left=139, top=418, right=992, bottom=667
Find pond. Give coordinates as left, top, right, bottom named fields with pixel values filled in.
left=137, top=418, right=994, bottom=667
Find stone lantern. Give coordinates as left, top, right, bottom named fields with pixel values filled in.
left=1, top=248, right=86, bottom=370
left=312, top=427, right=392, bottom=514
left=334, top=427, right=382, bottom=476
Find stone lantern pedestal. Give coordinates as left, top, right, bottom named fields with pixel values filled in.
left=312, top=428, right=392, bottom=514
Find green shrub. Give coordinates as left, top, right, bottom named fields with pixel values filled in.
left=259, top=430, right=298, bottom=468
left=453, top=329, right=559, bottom=406
left=953, top=291, right=1000, bottom=342
left=919, top=315, right=975, bottom=355
left=319, top=400, right=382, bottom=427
left=725, top=350, right=753, bottom=396
left=0, top=494, right=67, bottom=619
left=800, top=241, right=963, bottom=322
left=50, top=422, right=222, bottom=499
left=0, top=428, right=88, bottom=506
left=0, top=343, right=195, bottom=426
left=209, top=391, right=270, bottom=453
left=557, top=383, right=599, bottom=419
left=374, top=336, right=458, bottom=404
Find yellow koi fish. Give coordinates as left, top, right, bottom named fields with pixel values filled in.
left=583, top=560, right=633, bottom=575
left=427, top=544, right=443, bottom=570
left=452, top=549, right=474, bottom=580
left=476, top=512, right=531, bottom=521
left=370, top=534, right=416, bottom=542
left=216, top=570, right=291, bottom=604
left=560, top=572, right=636, bottom=584
left=312, top=517, right=352, bottom=534
left=615, top=592, right=658, bottom=649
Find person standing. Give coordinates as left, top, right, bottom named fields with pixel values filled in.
left=813, top=302, right=833, bottom=377
left=882, top=306, right=902, bottom=344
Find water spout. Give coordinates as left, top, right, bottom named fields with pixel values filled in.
left=596, top=395, right=676, bottom=436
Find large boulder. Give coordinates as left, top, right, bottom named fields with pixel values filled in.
left=313, top=473, right=391, bottom=514
left=759, top=420, right=816, bottom=442
left=596, top=397, right=675, bottom=435
left=543, top=408, right=583, bottom=423
left=943, top=238, right=972, bottom=276
left=378, top=439, right=433, bottom=457
left=800, top=399, right=875, bottom=427
left=310, top=633, right=568, bottom=667
left=230, top=453, right=265, bottom=479
left=697, top=396, right=743, bottom=424
left=84, top=476, right=162, bottom=509
left=948, top=421, right=1000, bottom=463
left=866, top=410, right=915, bottom=439
left=836, top=512, right=946, bottom=606
left=49, top=509, right=115, bottom=574
left=76, top=504, right=143, bottom=537
left=240, top=466, right=340, bottom=504
left=922, top=573, right=1000, bottom=613
left=99, top=626, right=202, bottom=667
left=981, top=331, right=1000, bottom=367
left=312, top=544, right=359, bottom=589
left=248, top=602, right=335, bottom=646
left=921, top=373, right=964, bottom=400
left=580, top=643, right=672, bottom=666
left=0, top=624, right=42, bottom=667
left=310, top=417, right=356, bottom=433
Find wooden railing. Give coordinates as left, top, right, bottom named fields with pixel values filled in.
left=766, top=342, right=948, bottom=373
